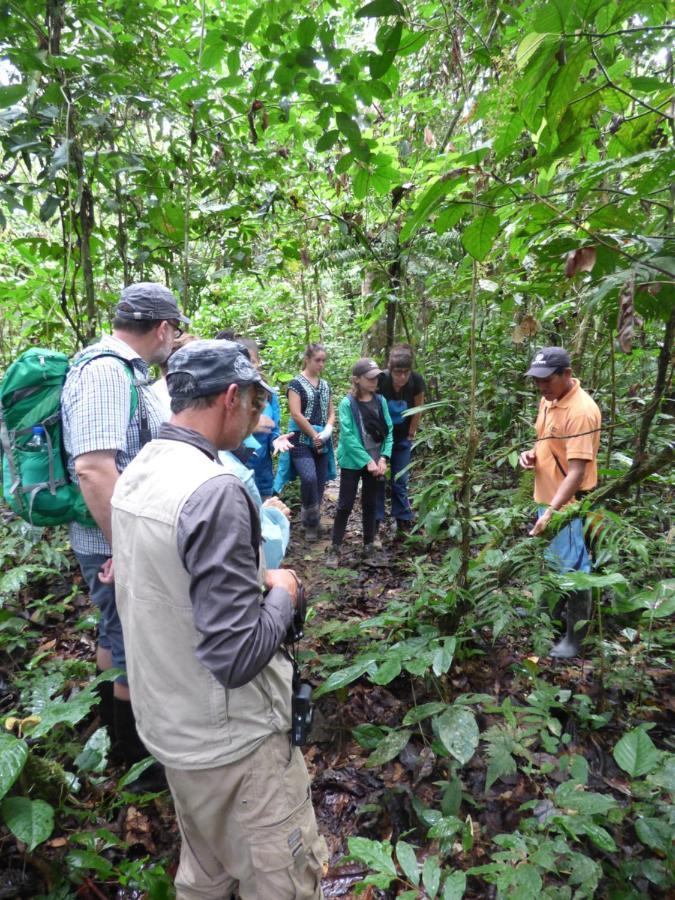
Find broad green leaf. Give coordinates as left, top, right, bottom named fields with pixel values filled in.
left=314, top=659, right=376, bottom=696
left=396, top=840, right=420, bottom=886
left=29, top=691, right=100, bottom=738
left=613, top=728, right=661, bottom=778
left=352, top=724, right=386, bottom=750
left=512, top=864, right=542, bottom=894
left=546, top=44, right=589, bottom=127
left=434, top=203, right=470, bottom=235
left=244, top=7, right=264, bottom=37
left=533, top=0, right=569, bottom=34
left=1, top=796, right=54, bottom=851
left=356, top=0, right=404, bottom=18
left=296, top=16, right=317, bottom=47
left=316, top=130, right=339, bottom=152
left=443, top=870, right=467, bottom=899
left=166, top=47, right=192, bottom=69
left=582, top=823, right=618, bottom=853
left=428, top=816, right=463, bottom=840
left=377, top=21, right=403, bottom=53
left=66, top=849, right=114, bottom=877
left=516, top=33, right=553, bottom=70
left=366, top=729, right=411, bottom=768
left=422, top=855, right=441, bottom=898
left=39, top=195, right=60, bottom=222
left=0, top=734, right=29, bottom=800
left=435, top=707, right=479, bottom=765
left=634, top=816, right=671, bottom=853
left=336, top=112, right=361, bottom=144
left=403, top=701, right=448, bottom=726
left=117, top=757, right=159, bottom=790
left=74, top=727, right=110, bottom=774
left=0, top=84, right=28, bottom=108
left=201, top=40, right=226, bottom=70
left=646, top=755, right=675, bottom=792
left=401, top=173, right=466, bottom=242
left=555, top=782, right=617, bottom=815
left=432, top=638, right=456, bottom=676
left=352, top=168, right=370, bottom=201
left=557, top=570, right=626, bottom=592
left=369, top=50, right=396, bottom=79
left=461, top=212, right=500, bottom=262
left=348, top=836, right=397, bottom=876
left=370, top=656, right=402, bottom=684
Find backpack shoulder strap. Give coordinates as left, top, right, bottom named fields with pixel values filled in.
left=348, top=394, right=366, bottom=447
left=73, top=351, right=151, bottom=446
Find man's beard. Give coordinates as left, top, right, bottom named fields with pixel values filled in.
left=148, top=345, right=172, bottom=366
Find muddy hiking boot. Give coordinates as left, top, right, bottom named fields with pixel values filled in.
left=301, top=504, right=320, bottom=542
left=550, top=590, right=592, bottom=659
left=324, top=546, right=340, bottom=569
left=372, top=521, right=384, bottom=550
left=362, top=544, right=389, bottom=568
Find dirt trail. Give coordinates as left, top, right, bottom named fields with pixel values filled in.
left=286, top=481, right=426, bottom=898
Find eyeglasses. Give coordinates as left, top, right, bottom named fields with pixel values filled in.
left=168, top=320, right=184, bottom=338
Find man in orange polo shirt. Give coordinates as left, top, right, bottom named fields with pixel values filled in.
left=519, top=347, right=601, bottom=658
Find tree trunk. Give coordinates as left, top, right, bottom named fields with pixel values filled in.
left=635, top=307, right=675, bottom=459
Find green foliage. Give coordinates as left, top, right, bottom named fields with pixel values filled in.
left=0, top=0, right=672, bottom=893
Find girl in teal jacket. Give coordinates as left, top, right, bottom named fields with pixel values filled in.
left=326, top=358, right=393, bottom=568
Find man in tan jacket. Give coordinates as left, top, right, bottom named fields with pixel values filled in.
left=111, top=340, right=325, bottom=899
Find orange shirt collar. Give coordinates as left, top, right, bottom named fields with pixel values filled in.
left=546, top=377, right=580, bottom=410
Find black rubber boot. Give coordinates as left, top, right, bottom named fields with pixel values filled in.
left=94, top=670, right=115, bottom=740
left=113, top=698, right=167, bottom=793
left=550, top=590, right=592, bottom=659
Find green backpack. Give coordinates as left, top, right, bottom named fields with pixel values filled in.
left=0, top=347, right=142, bottom=527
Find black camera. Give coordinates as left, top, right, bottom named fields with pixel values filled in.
left=285, top=581, right=306, bottom=644
left=291, top=681, right=314, bottom=746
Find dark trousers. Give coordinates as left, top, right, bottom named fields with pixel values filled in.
left=376, top=438, right=413, bottom=522
left=291, top=443, right=329, bottom=527
left=332, top=466, right=379, bottom=547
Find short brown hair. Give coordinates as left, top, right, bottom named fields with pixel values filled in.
left=388, top=343, right=413, bottom=370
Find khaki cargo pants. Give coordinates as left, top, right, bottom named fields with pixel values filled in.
left=165, top=732, right=327, bottom=899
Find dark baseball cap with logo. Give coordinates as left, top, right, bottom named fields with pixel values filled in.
left=115, top=282, right=190, bottom=326
left=166, top=339, right=274, bottom=399
left=352, top=357, right=382, bottom=378
left=525, top=347, right=571, bottom=377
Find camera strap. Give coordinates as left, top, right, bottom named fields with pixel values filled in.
left=281, top=644, right=302, bottom=690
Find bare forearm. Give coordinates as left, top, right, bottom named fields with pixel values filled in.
left=75, top=454, right=118, bottom=544
left=294, top=412, right=319, bottom=439
left=549, top=469, right=585, bottom=511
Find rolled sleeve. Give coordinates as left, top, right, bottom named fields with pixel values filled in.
left=177, top=476, right=293, bottom=689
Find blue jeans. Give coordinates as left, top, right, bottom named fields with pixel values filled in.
left=376, top=439, right=413, bottom=522
left=538, top=510, right=591, bottom=574
left=76, top=551, right=128, bottom=684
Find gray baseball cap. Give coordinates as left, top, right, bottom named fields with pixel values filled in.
left=352, top=357, right=382, bottom=378
left=115, top=282, right=190, bottom=326
left=525, top=347, right=571, bottom=377
left=166, top=339, right=274, bottom=399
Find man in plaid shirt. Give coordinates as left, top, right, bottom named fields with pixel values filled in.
left=62, top=282, right=189, bottom=790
